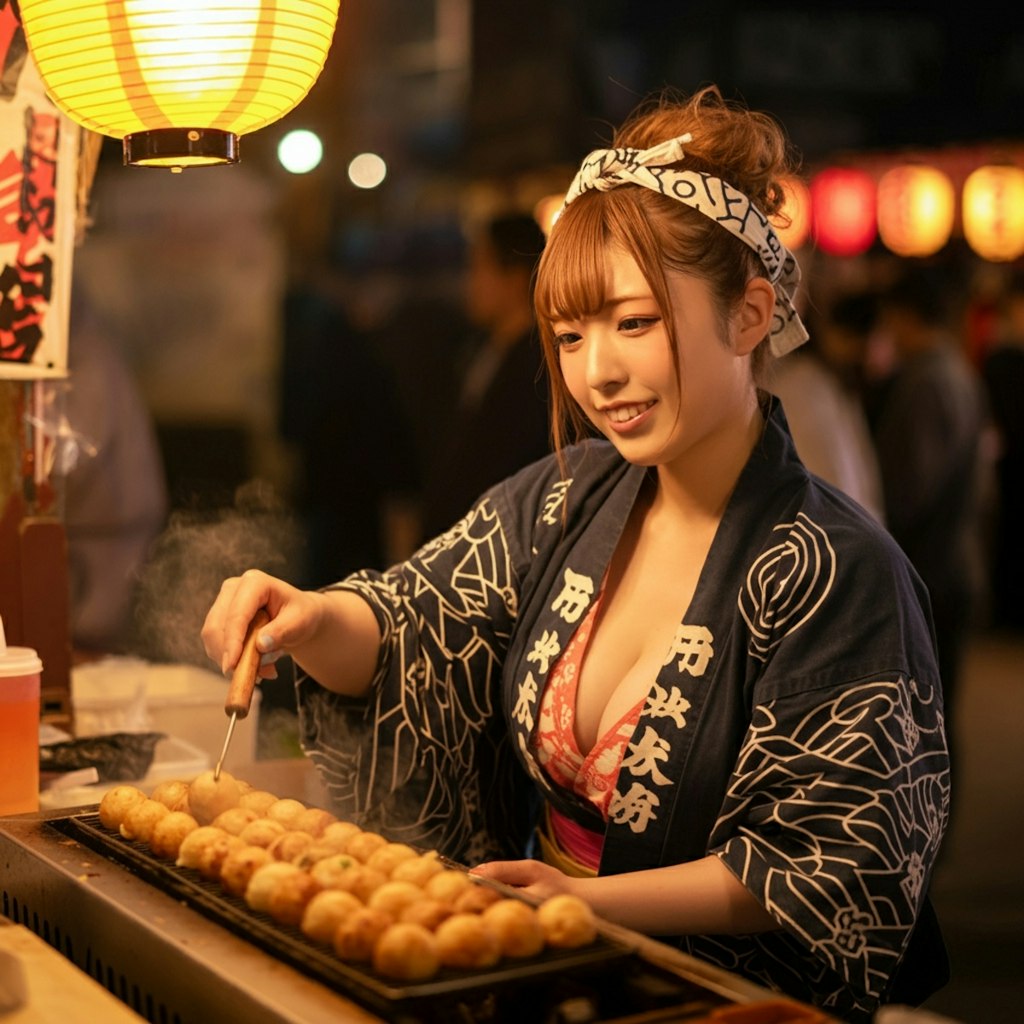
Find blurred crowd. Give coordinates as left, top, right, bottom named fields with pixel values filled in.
left=777, top=258, right=1024, bottom=645
left=278, top=211, right=552, bottom=587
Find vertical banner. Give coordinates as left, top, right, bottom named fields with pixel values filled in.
left=0, top=1, right=78, bottom=379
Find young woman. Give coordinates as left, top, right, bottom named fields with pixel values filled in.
left=202, top=87, right=949, bottom=1020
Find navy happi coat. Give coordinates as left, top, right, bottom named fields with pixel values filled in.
left=297, top=400, right=949, bottom=1019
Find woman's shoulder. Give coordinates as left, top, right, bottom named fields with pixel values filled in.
left=749, top=457, right=927, bottom=611
left=489, top=439, right=623, bottom=506
left=745, top=473, right=937, bottom=697
left=772, top=470, right=916, bottom=593
left=480, top=440, right=628, bottom=562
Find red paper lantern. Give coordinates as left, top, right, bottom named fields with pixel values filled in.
left=962, top=165, right=1024, bottom=262
left=773, top=176, right=811, bottom=250
left=877, top=165, right=955, bottom=258
left=810, top=167, right=877, bottom=257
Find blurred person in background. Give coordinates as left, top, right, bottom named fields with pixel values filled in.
left=768, top=290, right=885, bottom=523
left=418, top=212, right=551, bottom=540
left=981, top=272, right=1024, bottom=631
left=871, top=267, right=987, bottom=778
left=64, top=287, right=169, bottom=654
left=270, top=275, right=421, bottom=756
left=279, top=273, right=420, bottom=588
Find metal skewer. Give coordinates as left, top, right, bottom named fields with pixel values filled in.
left=214, top=608, right=271, bottom=780
left=213, top=713, right=239, bottom=782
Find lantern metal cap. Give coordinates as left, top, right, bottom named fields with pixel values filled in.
left=122, top=128, right=239, bottom=169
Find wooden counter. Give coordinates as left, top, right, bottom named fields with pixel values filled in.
left=0, top=918, right=145, bottom=1022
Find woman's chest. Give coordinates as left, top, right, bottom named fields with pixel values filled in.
left=572, top=520, right=713, bottom=754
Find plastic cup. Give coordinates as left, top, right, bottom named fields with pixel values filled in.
left=0, top=619, right=43, bottom=815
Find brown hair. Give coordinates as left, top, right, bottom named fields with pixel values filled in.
left=535, top=85, right=799, bottom=454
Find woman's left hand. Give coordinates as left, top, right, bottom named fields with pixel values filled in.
left=469, top=858, right=578, bottom=902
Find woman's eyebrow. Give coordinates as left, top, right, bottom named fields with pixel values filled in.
left=604, top=293, right=657, bottom=309
left=549, top=292, right=656, bottom=323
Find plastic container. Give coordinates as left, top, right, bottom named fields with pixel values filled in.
left=40, top=734, right=208, bottom=810
left=71, top=657, right=261, bottom=767
left=0, top=617, right=43, bottom=815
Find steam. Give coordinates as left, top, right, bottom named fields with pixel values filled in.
left=129, top=480, right=305, bottom=670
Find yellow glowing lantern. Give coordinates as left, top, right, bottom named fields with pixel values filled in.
left=772, top=175, right=811, bottom=250
left=18, top=0, right=341, bottom=169
left=877, top=164, right=955, bottom=258
left=962, top=165, right=1024, bottom=262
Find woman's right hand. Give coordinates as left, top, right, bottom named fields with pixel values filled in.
left=201, top=569, right=382, bottom=698
left=201, top=569, right=326, bottom=680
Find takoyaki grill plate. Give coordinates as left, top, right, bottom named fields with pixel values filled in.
left=48, top=812, right=647, bottom=1018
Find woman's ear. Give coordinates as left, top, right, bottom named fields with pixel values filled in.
left=733, top=278, right=776, bottom=356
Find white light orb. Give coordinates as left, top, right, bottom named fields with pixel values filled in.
left=348, top=152, right=387, bottom=189
left=277, top=130, right=324, bottom=174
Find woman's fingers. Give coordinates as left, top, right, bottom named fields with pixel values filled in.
left=471, top=858, right=555, bottom=889
left=471, top=859, right=535, bottom=884
left=209, top=576, right=327, bottom=676
left=202, top=572, right=325, bottom=678
left=470, top=859, right=577, bottom=902
left=255, top=649, right=283, bottom=681
left=201, top=570, right=277, bottom=675
left=200, top=575, right=240, bottom=667
left=257, top=589, right=328, bottom=657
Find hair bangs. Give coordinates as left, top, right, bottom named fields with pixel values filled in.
left=534, top=196, right=610, bottom=324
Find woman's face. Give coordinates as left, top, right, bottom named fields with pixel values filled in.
left=552, top=246, right=755, bottom=470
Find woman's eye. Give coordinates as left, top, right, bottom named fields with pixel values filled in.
left=619, top=316, right=659, bottom=333
left=555, top=331, right=582, bottom=349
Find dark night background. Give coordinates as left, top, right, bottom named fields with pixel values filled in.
left=215, top=1, right=1022, bottom=278
left=466, top=3, right=1020, bottom=170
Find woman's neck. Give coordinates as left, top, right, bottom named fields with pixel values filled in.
left=652, top=399, right=764, bottom=526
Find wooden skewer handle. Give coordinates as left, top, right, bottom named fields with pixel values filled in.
left=224, top=608, right=272, bottom=719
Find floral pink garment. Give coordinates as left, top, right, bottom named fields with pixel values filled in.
left=532, top=589, right=647, bottom=819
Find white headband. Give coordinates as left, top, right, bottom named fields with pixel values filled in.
left=562, top=134, right=808, bottom=357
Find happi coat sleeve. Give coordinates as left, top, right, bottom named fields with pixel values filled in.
left=294, top=443, right=636, bottom=864
left=295, top=399, right=949, bottom=1021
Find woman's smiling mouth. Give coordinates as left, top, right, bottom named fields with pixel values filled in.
left=601, top=401, right=656, bottom=428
